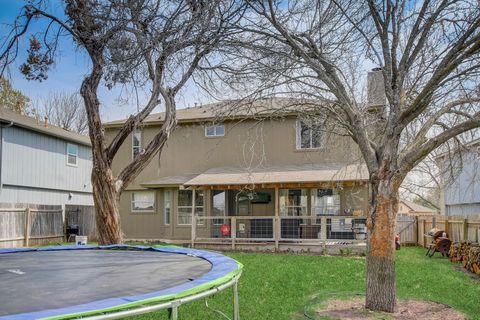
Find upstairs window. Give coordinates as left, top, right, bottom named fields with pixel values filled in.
left=132, top=191, right=155, bottom=212
left=66, top=143, right=78, bottom=166
left=296, top=120, right=323, bottom=149
left=132, top=131, right=142, bottom=159
left=205, top=124, right=225, bottom=137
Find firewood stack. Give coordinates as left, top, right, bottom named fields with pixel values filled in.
left=449, top=241, right=470, bottom=262
left=449, top=242, right=461, bottom=262
left=463, top=244, right=480, bottom=275
left=448, top=241, right=480, bottom=275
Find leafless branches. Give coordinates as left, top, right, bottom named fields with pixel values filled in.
left=0, top=0, right=245, bottom=244
left=206, top=0, right=480, bottom=181
left=32, top=92, right=88, bottom=134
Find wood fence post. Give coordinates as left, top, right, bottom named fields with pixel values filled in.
left=231, top=216, right=236, bottom=250
left=422, top=219, right=426, bottom=247
left=24, top=208, right=31, bottom=247
left=414, top=216, right=418, bottom=245
left=62, top=205, right=67, bottom=242
left=462, top=218, right=468, bottom=241
left=445, top=216, right=450, bottom=238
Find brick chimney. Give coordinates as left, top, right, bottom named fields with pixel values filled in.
left=44, top=116, right=48, bottom=128
left=367, top=67, right=386, bottom=114
left=366, top=68, right=386, bottom=139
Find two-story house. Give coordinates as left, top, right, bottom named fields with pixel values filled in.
left=440, top=138, right=480, bottom=217
left=105, top=98, right=370, bottom=250
left=0, top=107, right=93, bottom=209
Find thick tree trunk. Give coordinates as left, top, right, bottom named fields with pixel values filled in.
left=80, top=53, right=124, bottom=245
left=91, top=168, right=123, bottom=245
left=365, top=176, right=400, bottom=312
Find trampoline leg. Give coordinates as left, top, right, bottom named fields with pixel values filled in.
left=170, top=306, right=178, bottom=320
left=233, top=280, right=240, bottom=320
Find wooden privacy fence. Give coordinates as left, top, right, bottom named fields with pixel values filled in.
left=65, top=205, right=97, bottom=241
left=417, top=216, right=480, bottom=247
left=396, top=215, right=480, bottom=247
left=0, top=208, right=64, bottom=248
left=396, top=215, right=418, bottom=245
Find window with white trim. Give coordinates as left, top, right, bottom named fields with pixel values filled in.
left=296, top=120, right=323, bottom=149
left=205, top=124, right=225, bottom=137
left=279, top=189, right=308, bottom=216
left=131, top=191, right=155, bottom=212
left=66, top=143, right=78, bottom=166
left=132, top=131, right=142, bottom=159
left=164, top=190, right=171, bottom=225
left=177, top=189, right=204, bottom=225
left=311, top=188, right=340, bottom=223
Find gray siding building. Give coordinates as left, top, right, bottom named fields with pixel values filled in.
left=0, top=108, right=93, bottom=208
left=442, top=139, right=480, bottom=217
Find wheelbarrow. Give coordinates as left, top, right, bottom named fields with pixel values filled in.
left=425, top=229, right=451, bottom=257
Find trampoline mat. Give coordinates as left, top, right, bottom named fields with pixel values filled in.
left=0, top=249, right=212, bottom=316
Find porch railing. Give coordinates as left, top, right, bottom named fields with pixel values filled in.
left=192, top=215, right=367, bottom=248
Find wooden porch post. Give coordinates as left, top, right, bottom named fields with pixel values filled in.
left=191, top=188, right=196, bottom=248
left=320, top=217, right=327, bottom=240
left=274, top=187, right=279, bottom=250
left=231, top=216, right=236, bottom=250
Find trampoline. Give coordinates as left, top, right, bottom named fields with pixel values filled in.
left=0, top=245, right=242, bottom=320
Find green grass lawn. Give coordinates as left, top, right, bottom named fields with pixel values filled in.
left=124, top=247, right=480, bottom=320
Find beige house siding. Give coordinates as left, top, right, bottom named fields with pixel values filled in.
left=107, top=117, right=362, bottom=190
left=107, top=115, right=368, bottom=241
left=118, top=186, right=369, bottom=241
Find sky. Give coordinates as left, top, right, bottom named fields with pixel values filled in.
left=0, top=0, right=208, bottom=122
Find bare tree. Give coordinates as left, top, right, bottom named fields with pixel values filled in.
left=33, top=92, right=88, bottom=134
left=400, top=147, right=466, bottom=212
left=208, top=0, right=480, bottom=312
left=1, top=0, right=244, bottom=244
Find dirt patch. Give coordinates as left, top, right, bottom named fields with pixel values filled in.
left=454, top=265, right=480, bottom=281
left=315, top=297, right=465, bottom=320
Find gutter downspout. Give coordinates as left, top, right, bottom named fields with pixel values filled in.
left=0, top=121, right=14, bottom=192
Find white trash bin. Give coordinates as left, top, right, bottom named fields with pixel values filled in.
left=75, top=235, right=88, bottom=245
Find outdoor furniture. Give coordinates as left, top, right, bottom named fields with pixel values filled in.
left=426, top=229, right=451, bottom=257
left=66, top=224, right=79, bottom=242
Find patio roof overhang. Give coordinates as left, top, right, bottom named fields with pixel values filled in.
left=182, top=164, right=369, bottom=189
left=140, top=164, right=369, bottom=189
left=141, top=174, right=200, bottom=188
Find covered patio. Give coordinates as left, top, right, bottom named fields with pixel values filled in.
left=157, top=164, right=370, bottom=252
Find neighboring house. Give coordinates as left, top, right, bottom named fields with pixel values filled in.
left=440, top=138, right=480, bottom=217
left=105, top=98, right=370, bottom=248
left=398, top=199, right=437, bottom=216
left=0, top=107, right=93, bottom=208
